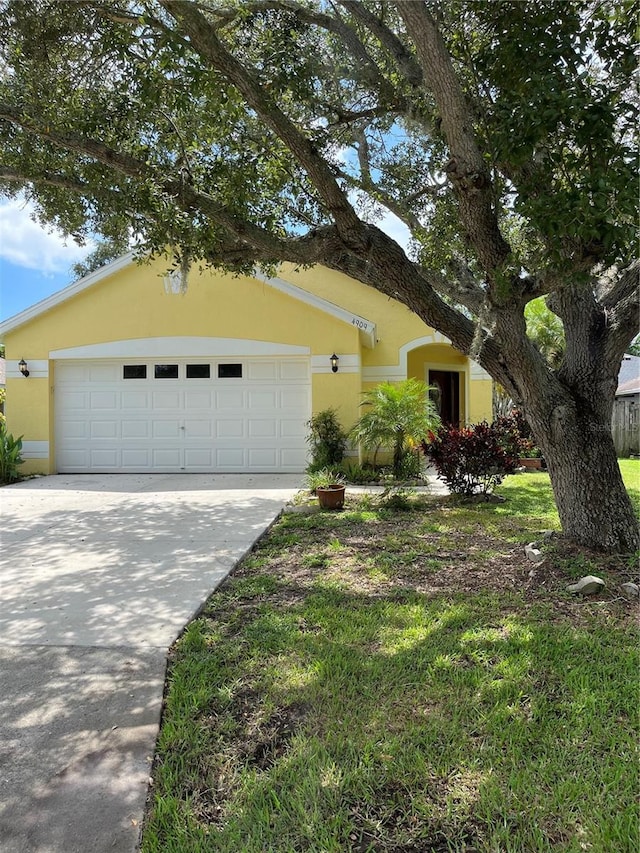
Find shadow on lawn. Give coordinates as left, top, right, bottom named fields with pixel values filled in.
left=145, top=552, right=639, bottom=853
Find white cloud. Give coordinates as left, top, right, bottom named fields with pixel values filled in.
left=0, top=198, right=93, bottom=274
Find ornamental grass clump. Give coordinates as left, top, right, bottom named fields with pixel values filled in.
left=0, top=422, right=24, bottom=484
left=424, top=421, right=519, bottom=497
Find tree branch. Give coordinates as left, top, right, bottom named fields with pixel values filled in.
left=0, top=165, right=88, bottom=194
left=159, top=0, right=369, bottom=248
left=603, top=261, right=640, bottom=364
left=599, top=260, right=640, bottom=313
left=339, top=1, right=424, bottom=87
left=395, top=1, right=511, bottom=280
left=0, top=105, right=301, bottom=259
left=208, top=0, right=399, bottom=104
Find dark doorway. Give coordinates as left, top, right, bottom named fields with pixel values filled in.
left=428, top=370, right=461, bottom=426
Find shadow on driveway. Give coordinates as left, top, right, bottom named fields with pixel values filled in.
left=0, top=473, right=301, bottom=853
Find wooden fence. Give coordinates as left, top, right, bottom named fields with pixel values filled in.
left=612, top=397, right=639, bottom=457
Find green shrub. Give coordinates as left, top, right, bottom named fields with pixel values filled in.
left=0, top=422, right=24, bottom=484
left=349, top=379, right=440, bottom=478
left=493, top=410, right=543, bottom=459
left=423, top=421, right=519, bottom=496
left=306, top=409, right=347, bottom=470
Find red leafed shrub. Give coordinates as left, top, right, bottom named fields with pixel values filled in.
left=422, top=421, right=520, bottom=496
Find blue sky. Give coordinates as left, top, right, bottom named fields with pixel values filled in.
left=0, top=198, right=93, bottom=323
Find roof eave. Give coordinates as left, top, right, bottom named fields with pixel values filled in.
left=0, top=251, right=136, bottom=338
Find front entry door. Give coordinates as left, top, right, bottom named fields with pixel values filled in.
left=428, top=370, right=461, bottom=426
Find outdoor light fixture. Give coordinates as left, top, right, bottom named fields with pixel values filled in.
left=18, top=359, right=29, bottom=377
left=330, top=353, right=339, bottom=373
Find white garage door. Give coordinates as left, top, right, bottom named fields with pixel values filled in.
left=55, top=357, right=311, bottom=472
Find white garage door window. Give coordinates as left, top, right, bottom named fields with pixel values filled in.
left=55, top=358, right=311, bottom=472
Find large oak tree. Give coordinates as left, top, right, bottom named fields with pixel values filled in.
left=1, top=0, right=638, bottom=550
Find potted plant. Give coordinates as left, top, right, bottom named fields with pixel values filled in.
left=517, top=440, right=544, bottom=469
left=305, top=468, right=346, bottom=509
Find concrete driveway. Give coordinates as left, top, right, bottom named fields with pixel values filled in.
left=0, top=473, right=301, bottom=853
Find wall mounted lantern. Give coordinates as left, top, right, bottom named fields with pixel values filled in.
left=18, top=359, right=29, bottom=377
left=330, top=353, right=339, bottom=373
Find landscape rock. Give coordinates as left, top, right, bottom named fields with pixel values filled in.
left=566, top=575, right=605, bottom=596
left=620, top=582, right=640, bottom=599
left=525, top=542, right=545, bottom=564
left=283, top=504, right=320, bottom=515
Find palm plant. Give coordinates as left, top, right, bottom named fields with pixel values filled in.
left=525, top=297, right=565, bottom=369
left=349, top=379, right=441, bottom=478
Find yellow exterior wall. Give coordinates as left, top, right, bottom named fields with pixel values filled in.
left=468, top=379, right=494, bottom=423
left=2, top=257, right=493, bottom=473
left=5, top=260, right=358, bottom=357
left=283, top=263, right=437, bottom=369
left=4, top=376, right=52, bottom=474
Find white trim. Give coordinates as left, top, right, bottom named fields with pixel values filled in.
left=255, top=270, right=377, bottom=348
left=50, top=337, right=311, bottom=359
left=311, top=354, right=360, bottom=374
left=0, top=253, right=136, bottom=335
left=362, top=335, right=460, bottom=385
left=362, top=365, right=405, bottom=382
left=470, top=360, right=491, bottom=380
left=6, top=359, right=49, bottom=379
left=22, top=440, right=49, bottom=459
left=398, top=334, right=452, bottom=367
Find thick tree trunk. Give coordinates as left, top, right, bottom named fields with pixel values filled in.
left=530, top=403, right=639, bottom=553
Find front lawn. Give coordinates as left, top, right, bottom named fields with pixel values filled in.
left=142, top=464, right=639, bottom=853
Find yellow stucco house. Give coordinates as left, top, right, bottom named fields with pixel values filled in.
left=0, top=255, right=493, bottom=474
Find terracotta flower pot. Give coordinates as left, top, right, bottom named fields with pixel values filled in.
left=316, top=484, right=346, bottom=509
left=518, top=457, right=543, bottom=470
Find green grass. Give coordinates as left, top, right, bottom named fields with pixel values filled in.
left=141, top=464, right=640, bottom=853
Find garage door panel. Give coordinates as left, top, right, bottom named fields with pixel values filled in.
left=90, top=364, right=119, bottom=382
left=249, top=448, right=278, bottom=467
left=152, top=390, right=181, bottom=408
left=184, top=419, right=213, bottom=438
left=248, top=361, right=277, bottom=380
left=216, top=389, right=244, bottom=408
left=122, top=449, right=151, bottom=467
left=90, top=449, right=119, bottom=468
left=122, top=390, right=150, bottom=409
left=152, top=420, right=181, bottom=438
left=280, top=419, right=306, bottom=438
left=152, top=449, right=181, bottom=468
left=55, top=357, right=309, bottom=473
left=90, top=421, right=118, bottom=439
left=59, top=390, right=88, bottom=410
left=216, top=419, right=244, bottom=438
left=216, top=448, right=245, bottom=468
left=121, top=421, right=149, bottom=439
left=184, top=390, right=213, bottom=409
left=91, top=391, right=118, bottom=409
left=57, top=363, right=88, bottom=382
left=60, top=420, right=88, bottom=439
left=249, top=419, right=277, bottom=438
left=59, top=449, right=88, bottom=468
left=248, top=390, right=276, bottom=409
left=184, top=448, right=214, bottom=467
